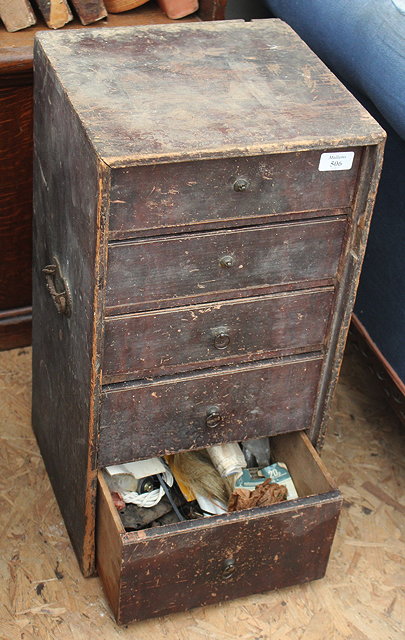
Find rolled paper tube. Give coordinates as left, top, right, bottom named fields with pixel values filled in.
left=207, top=443, right=247, bottom=478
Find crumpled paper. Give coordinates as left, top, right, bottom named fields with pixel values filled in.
left=228, top=478, right=287, bottom=512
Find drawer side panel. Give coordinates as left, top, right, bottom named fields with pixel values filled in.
left=96, top=474, right=124, bottom=618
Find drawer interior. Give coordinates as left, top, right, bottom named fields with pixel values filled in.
left=97, top=431, right=342, bottom=624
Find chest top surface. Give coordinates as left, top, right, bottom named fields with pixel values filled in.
left=35, top=19, right=384, bottom=166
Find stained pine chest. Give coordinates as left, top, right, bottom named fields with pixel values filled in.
left=32, top=20, right=385, bottom=624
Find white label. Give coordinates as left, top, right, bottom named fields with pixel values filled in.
left=318, top=151, right=354, bottom=171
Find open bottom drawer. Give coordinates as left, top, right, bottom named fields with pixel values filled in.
left=96, top=431, right=342, bottom=625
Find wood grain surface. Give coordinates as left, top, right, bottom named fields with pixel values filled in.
left=309, top=145, right=385, bottom=447
left=34, top=20, right=384, bottom=166
left=0, top=3, right=201, bottom=350
left=198, top=0, right=226, bottom=20
left=98, top=355, right=323, bottom=465
left=0, top=308, right=31, bottom=350
left=1, top=341, right=403, bottom=637
left=105, top=218, right=346, bottom=313
left=31, top=19, right=385, bottom=590
left=103, top=288, right=334, bottom=382
left=113, top=496, right=339, bottom=623
left=96, top=474, right=123, bottom=622
left=0, top=4, right=200, bottom=66
left=108, top=151, right=360, bottom=237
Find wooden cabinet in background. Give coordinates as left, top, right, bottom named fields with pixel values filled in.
left=0, top=0, right=226, bottom=349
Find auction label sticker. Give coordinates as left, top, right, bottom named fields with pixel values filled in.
left=318, top=151, right=354, bottom=171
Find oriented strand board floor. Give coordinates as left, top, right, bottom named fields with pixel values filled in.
left=0, top=340, right=404, bottom=639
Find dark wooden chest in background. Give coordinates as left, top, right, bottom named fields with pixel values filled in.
left=32, top=20, right=384, bottom=624
left=0, top=1, right=225, bottom=350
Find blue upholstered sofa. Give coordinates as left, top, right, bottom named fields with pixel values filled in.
left=263, top=0, right=405, bottom=406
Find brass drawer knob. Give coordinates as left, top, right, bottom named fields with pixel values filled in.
left=233, top=177, right=249, bottom=192
left=214, top=331, right=230, bottom=350
left=205, top=406, right=222, bottom=428
left=220, top=255, right=235, bottom=268
left=222, top=558, right=236, bottom=579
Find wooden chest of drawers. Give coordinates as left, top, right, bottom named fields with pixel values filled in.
left=32, top=20, right=385, bottom=624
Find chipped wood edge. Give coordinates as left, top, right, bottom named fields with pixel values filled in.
left=81, top=159, right=111, bottom=577
left=34, top=20, right=385, bottom=168
left=102, top=136, right=386, bottom=169
left=310, top=140, right=386, bottom=449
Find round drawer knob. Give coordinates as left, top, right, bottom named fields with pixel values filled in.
left=205, top=406, right=222, bottom=429
left=220, top=255, right=235, bottom=268
left=233, top=177, right=249, bottom=192
left=214, top=331, right=230, bottom=350
left=222, top=558, right=236, bottom=579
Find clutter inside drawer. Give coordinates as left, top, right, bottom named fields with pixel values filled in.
left=103, top=437, right=299, bottom=532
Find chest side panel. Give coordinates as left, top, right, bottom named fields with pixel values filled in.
left=309, top=143, right=385, bottom=445
left=32, top=41, right=108, bottom=576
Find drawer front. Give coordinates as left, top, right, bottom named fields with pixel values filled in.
left=97, top=432, right=342, bottom=625
left=108, top=149, right=360, bottom=238
left=98, top=355, right=323, bottom=466
left=103, top=288, right=334, bottom=383
left=105, top=218, right=346, bottom=314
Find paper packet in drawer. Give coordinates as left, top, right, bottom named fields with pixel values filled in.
left=104, top=458, right=174, bottom=508
left=235, top=463, right=298, bottom=500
